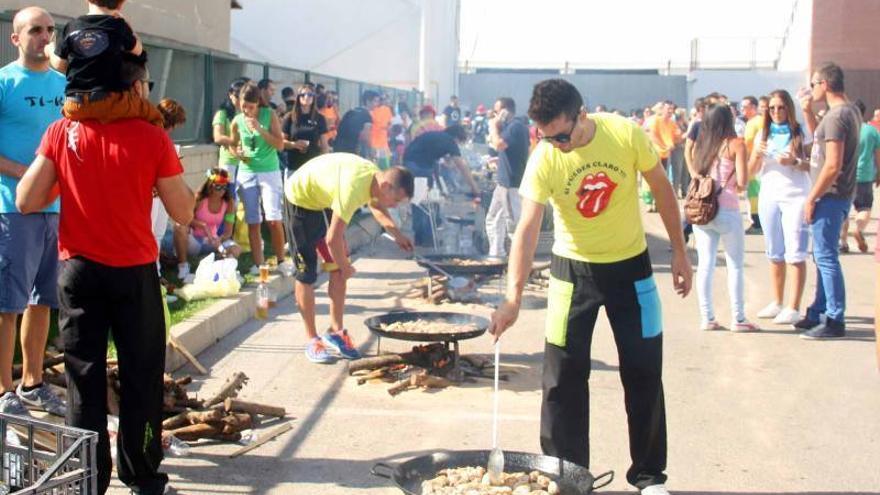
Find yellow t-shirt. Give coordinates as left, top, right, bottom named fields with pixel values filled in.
left=285, top=153, right=378, bottom=224
left=519, top=114, right=660, bottom=263
left=743, top=115, right=764, bottom=156
left=650, top=117, right=680, bottom=159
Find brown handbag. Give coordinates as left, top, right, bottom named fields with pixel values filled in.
left=683, top=161, right=735, bottom=225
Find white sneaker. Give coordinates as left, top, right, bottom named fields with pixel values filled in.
left=248, top=265, right=261, bottom=277
left=773, top=307, right=801, bottom=325
left=177, top=262, right=191, bottom=281
left=756, top=302, right=782, bottom=319
left=641, top=484, right=670, bottom=495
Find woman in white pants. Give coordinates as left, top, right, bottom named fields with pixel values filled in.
left=749, top=90, right=811, bottom=325
left=690, top=104, right=757, bottom=332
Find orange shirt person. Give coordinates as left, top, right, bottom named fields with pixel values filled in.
left=320, top=91, right=340, bottom=142
left=370, top=102, right=393, bottom=169
left=649, top=101, right=682, bottom=163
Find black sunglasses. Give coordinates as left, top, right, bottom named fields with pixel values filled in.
left=541, top=119, right=578, bottom=144
left=810, top=80, right=824, bottom=89
left=299, top=92, right=315, bottom=98
left=212, top=184, right=228, bottom=191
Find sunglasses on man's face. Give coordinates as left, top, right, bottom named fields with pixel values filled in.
left=810, top=80, right=825, bottom=89
left=541, top=119, right=578, bottom=144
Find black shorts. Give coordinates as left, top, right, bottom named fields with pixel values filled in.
left=286, top=204, right=332, bottom=285
left=853, top=182, right=874, bottom=212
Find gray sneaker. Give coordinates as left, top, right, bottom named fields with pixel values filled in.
left=0, top=391, right=32, bottom=418
left=16, top=384, right=67, bottom=417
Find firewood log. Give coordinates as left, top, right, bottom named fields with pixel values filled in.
left=11, top=354, right=64, bottom=380
left=348, top=354, right=407, bottom=374
left=356, top=368, right=388, bottom=385
left=204, top=372, right=249, bottom=407
left=162, top=409, right=224, bottom=430
left=224, top=398, right=285, bottom=418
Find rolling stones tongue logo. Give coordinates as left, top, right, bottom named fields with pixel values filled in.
left=576, top=172, right=617, bottom=218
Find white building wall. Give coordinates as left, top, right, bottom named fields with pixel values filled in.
left=686, top=70, right=805, bottom=107
left=776, top=0, right=813, bottom=73
left=0, top=0, right=231, bottom=52
left=231, top=0, right=459, bottom=99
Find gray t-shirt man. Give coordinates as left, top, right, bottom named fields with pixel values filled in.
left=811, top=103, right=862, bottom=199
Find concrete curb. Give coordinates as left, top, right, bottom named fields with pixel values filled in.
left=165, top=213, right=384, bottom=372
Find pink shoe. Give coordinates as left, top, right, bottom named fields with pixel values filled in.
left=701, top=320, right=723, bottom=331
left=732, top=320, right=760, bottom=333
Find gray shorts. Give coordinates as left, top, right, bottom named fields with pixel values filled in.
left=0, top=213, right=59, bottom=313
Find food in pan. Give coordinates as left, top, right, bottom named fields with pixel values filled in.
left=421, top=466, right=560, bottom=494
left=438, top=258, right=498, bottom=267
left=379, top=319, right=478, bottom=334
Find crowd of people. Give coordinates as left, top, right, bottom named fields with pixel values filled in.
left=1, top=2, right=878, bottom=495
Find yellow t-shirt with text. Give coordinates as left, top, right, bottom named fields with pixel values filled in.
left=519, top=114, right=660, bottom=263
left=285, top=153, right=378, bottom=224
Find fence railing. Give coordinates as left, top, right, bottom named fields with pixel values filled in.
left=0, top=13, right=423, bottom=145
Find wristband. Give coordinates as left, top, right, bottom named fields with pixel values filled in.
left=224, top=213, right=235, bottom=223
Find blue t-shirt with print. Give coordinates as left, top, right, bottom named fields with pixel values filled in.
left=0, top=62, right=65, bottom=213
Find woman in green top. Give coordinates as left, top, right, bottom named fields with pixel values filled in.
left=213, top=78, right=249, bottom=179
left=230, top=82, right=289, bottom=273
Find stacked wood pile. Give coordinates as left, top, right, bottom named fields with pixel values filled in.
left=153, top=372, right=287, bottom=443
left=348, top=343, right=454, bottom=396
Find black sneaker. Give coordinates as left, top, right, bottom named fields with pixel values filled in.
left=745, top=225, right=763, bottom=235
left=799, top=319, right=845, bottom=340
left=793, top=317, right=821, bottom=332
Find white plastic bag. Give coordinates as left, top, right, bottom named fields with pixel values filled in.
left=177, top=254, right=242, bottom=301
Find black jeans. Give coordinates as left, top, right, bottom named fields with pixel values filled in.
left=58, top=257, right=168, bottom=495
left=540, top=251, right=667, bottom=489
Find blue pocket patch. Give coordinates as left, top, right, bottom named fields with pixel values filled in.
left=634, top=276, right=663, bottom=338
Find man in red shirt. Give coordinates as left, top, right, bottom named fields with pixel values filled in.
left=17, top=53, right=194, bottom=495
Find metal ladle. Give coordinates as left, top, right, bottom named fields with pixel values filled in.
left=487, top=340, right=504, bottom=483
left=382, top=233, right=470, bottom=288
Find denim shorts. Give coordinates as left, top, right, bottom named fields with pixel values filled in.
left=0, top=213, right=59, bottom=312
left=237, top=169, right=283, bottom=224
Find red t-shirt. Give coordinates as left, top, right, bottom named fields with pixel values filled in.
left=38, top=118, right=183, bottom=267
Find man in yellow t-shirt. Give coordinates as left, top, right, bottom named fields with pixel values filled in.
left=489, top=80, right=693, bottom=495
left=285, top=153, right=414, bottom=363
left=741, top=96, right=764, bottom=234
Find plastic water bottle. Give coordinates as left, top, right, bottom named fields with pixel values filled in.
left=255, top=282, right=270, bottom=320
left=165, top=435, right=191, bottom=457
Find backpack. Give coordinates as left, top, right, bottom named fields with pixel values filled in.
left=683, top=159, right=735, bottom=226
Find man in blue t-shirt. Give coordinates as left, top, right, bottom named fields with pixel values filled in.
left=0, top=7, right=67, bottom=418
left=486, top=97, right=530, bottom=257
